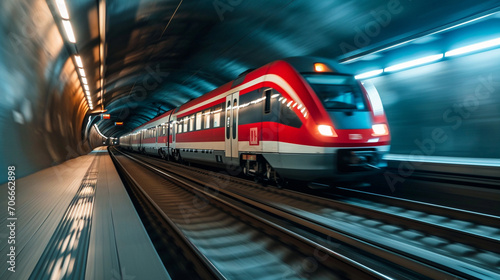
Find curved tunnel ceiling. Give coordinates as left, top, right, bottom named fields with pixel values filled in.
left=63, top=0, right=500, bottom=138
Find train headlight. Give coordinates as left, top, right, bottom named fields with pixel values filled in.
left=318, top=125, right=337, bottom=137
left=372, top=124, right=389, bottom=136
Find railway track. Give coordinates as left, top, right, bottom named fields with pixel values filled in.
left=110, top=148, right=396, bottom=279
left=114, top=148, right=500, bottom=279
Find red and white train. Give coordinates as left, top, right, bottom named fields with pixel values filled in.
left=119, top=57, right=390, bottom=185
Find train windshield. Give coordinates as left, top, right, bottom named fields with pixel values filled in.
left=304, top=75, right=367, bottom=110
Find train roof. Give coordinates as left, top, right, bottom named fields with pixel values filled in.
left=126, top=56, right=348, bottom=135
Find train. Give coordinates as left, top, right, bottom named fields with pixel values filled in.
left=119, top=56, right=391, bottom=187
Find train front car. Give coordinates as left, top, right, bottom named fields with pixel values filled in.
left=261, top=57, right=390, bottom=185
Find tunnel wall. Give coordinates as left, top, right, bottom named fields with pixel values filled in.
left=0, top=0, right=92, bottom=183
left=370, top=48, right=500, bottom=158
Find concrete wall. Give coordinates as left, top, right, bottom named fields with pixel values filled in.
left=0, top=0, right=93, bottom=182
left=370, top=48, right=500, bottom=158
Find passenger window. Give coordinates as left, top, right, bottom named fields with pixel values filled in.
left=232, top=99, right=237, bottom=139
left=183, top=117, right=188, bottom=132
left=213, top=104, right=222, bottom=127
left=189, top=115, right=194, bottom=131
left=226, top=101, right=231, bottom=139
left=204, top=110, right=211, bottom=129
left=196, top=112, right=202, bottom=130
left=264, top=89, right=271, bottom=114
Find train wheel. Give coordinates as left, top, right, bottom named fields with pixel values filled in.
left=174, top=150, right=181, bottom=162
left=264, top=162, right=286, bottom=188
left=275, top=176, right=288, bottom=189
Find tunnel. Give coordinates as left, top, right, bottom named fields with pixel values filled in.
left=1, top=0, right=500, bottom=279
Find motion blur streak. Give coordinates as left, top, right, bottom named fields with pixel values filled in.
left=369, top=48, right=500, bottom=158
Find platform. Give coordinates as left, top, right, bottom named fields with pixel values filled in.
left=0, top=147, right=170, bottom=280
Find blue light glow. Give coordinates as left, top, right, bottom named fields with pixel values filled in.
left=355, top=69, right=383, bottom=80
left=445, top=37, right=500, bottom=57
left=384, top=54, right=443, bottom=72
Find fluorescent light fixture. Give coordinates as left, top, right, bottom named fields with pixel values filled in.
left=340, top=13, right=498, bottom=65
left=82, top=77, right=88, bottom=84
left=62, top=20, right=76, bottom=43
left=445, top=37, right=500, bottom=57
left=384, top=54, right=443, bottom=72
left=355, top=69, right=383, bottom=80
left=56, top=0, right=70, bottom=19
left=74, top=55, right=83, bottom=67
left=84, top=85, right=89, bottom=91
left=79, top=68, right=86, bottom=77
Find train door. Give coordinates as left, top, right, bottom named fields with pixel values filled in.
left=170, top=115, right=176, bottom=155
left=262, top=88, right=279, bottom=154
left=225, top=92, right=239, bottom=161
left=155, top=125, right=160, bottom=153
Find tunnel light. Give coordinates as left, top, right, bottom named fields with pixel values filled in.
left=384, top=54, right=443, bottom=72
left=372, top=124, right=389, bottom=136
left=62, top=20, right=76, bottom=43
left=445, top=37, right=500, bottom=57
left=318, top=125, right=337, bottom=137
left=79, top=68, right=86, bottom=77
left=355, top=69, right=383, bottom=80
left=74, top=55, right=83, bottom=68
left=84, top=85, right=89, bottom=91
left=82, top=77, right=88, bottom=84
left=56, top=0, right=70, bottom=19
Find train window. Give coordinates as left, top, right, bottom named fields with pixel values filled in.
left=232, top=99, right=237, bottom=139
left=189, top=115, right=195, bottom=131
left=172, top=122, right=176, bottom=142
left=204, top=110, right=210, bottom=129
left=264, top=89, right=271, bottom=114
left=213, top=104, right=222, bottom=127
left=183, top=117, right=188, bottom=132
left=280, top=101, right=303, bottom=128
left=178, top=120, right=183, bottom=133
left=304, top=75, right=367, bottom=110
left=196, top=112, right=202, bottom=130
left=226, top=101, right=231, bottom=139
